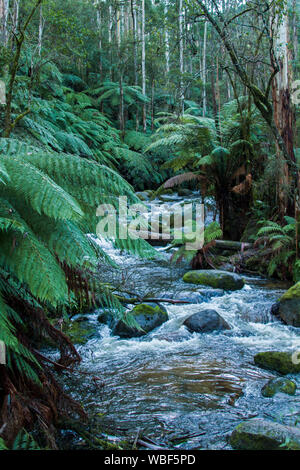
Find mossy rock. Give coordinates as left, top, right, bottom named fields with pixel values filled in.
left=261, top=378, right=297, bottom=398
left=183, top=270, right=245, bottom=291
left=113, top=303, right=168, bottom=338
left=276, top=283, right=300, bottom=327
left=63, top=320, right=96, bottom=345
left=280, top=282, right=300, bottom=301
left=230, top=419, right=300, bottom=450
left=254, top=351, right=300, bottom=375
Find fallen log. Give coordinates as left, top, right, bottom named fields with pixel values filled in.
left=215, top=240, right=253, bottom=251
left=149, top=239, right=253, bottom=251
left=115, top=295, right=193, bottom=305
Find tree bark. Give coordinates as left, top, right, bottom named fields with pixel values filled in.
left=141, top=0, right=147, bottom=132
left=130, top=0, right=139, bottom=131
left=179, top=0, right=184, bottom=115
left=95, top=1, right=103, bottom=79
left=38, top=4, right=44, bottom=56
left=271, top=7, right=296, bottom=218
left=165, top=0, right=170, bottom=75
left=119, top=75, right=125, bottom=137
left=202, top=20, right=208, bottom=116
left=0, top=0, right=9, bottom=46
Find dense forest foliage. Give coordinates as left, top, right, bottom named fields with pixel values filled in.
left=0, top=0, right=299, bottom=450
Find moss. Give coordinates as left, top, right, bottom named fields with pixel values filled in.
left=261, top=378, right=297, bottom=398
left=63, top=320, right=95, bottom=345
left=230, top=419, right=300, bottom=450
left=132, top=303, right=167, bottom=317
left=183, top=270, right=245, bottom=291
left=280, top=282, right=300, bottom=301
left=113, top=303, right=168, bottom=338
left=254, top=351, right=300, bottom=375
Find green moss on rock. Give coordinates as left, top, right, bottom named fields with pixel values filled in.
left=113, top=303, right=168, bottom=338
left=254, top=351, right=300, bottom=375
left=63, top=320, right=95, bottom=345
left=275, top=282, right=300, bottom=327
left=261, top=378, right=297, bottom=398
left=280, top=282, right=300, bottom=301
left=183, top=270, right=245, bottom=291
left=230, top=419, right=300, bottom=450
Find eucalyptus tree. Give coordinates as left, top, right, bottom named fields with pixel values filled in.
left=188, top=0, right=299, bottom=217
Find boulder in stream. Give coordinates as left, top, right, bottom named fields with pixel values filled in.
left=113, top=303, right=168, bottom=338
left=183, top=309, right=231, bottom=334
left=183, top=269, right=245, bottom=291
left=261, top=378, right=297, bottom=398
left=230, top=418, right=300, bottom=450
left=271, top=282, right=300, bottom=327
left=254, top=351, right=300, bottom=375
left=63, top=319, right=96, bottom=345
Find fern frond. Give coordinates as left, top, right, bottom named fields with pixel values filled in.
left=1, top=156, right=84, bottom=221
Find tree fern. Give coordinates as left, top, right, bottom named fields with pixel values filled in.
left=255, top=219, right=298, bottom=280
left=11, top=430, right=41, bottom=450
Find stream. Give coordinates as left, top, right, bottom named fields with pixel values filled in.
left=63, top=194, right=300, bottom=450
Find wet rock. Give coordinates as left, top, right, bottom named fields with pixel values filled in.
left=261, top=378, right=297, bottom=398
left=183, top=269, right=245, bottom=291
left=177, top=188, right=192, bottom=197
left=270, top=302, right=280, bottom=318
left=97, top=310, right=114, bottom=326
left=273, top=282, right=300, bottom=327
left=63, top=320, right=96, bottom=345
left=183, top=309, right=231, bottom=334
left=113, top=303, right=168, bottom=338
left=230, top=418, right=300, bottom=450
left=254, top=351, right=300, bottom=375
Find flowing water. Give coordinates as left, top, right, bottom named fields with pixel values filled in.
left=64, top=195, right=300, bottom=450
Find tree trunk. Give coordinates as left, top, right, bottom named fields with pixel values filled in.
left=108, top=4, right=112, bottom=80
left=116, top=8, right=121, bottom=49
left=271, top=9, right=296, bottom=218
left=151, top=78, right=155, bottom=131
left=202, top=20, right=208, bottom=116
left=119, top=75, right=125, bottom=137
left=0, top=0, right=9, bottom=46
left=179, top=0, right=184, bottom=115
left=141, top=0, right=146, bottom=132
left=130, top=0, right=139, bottom=131
left=38, top=4, right=44, bottom=56
left=12, top=0, right=19, bottom=36
left=165, top=0, right=170, bottom=75
left=95, top=1, right=103, bottom=79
